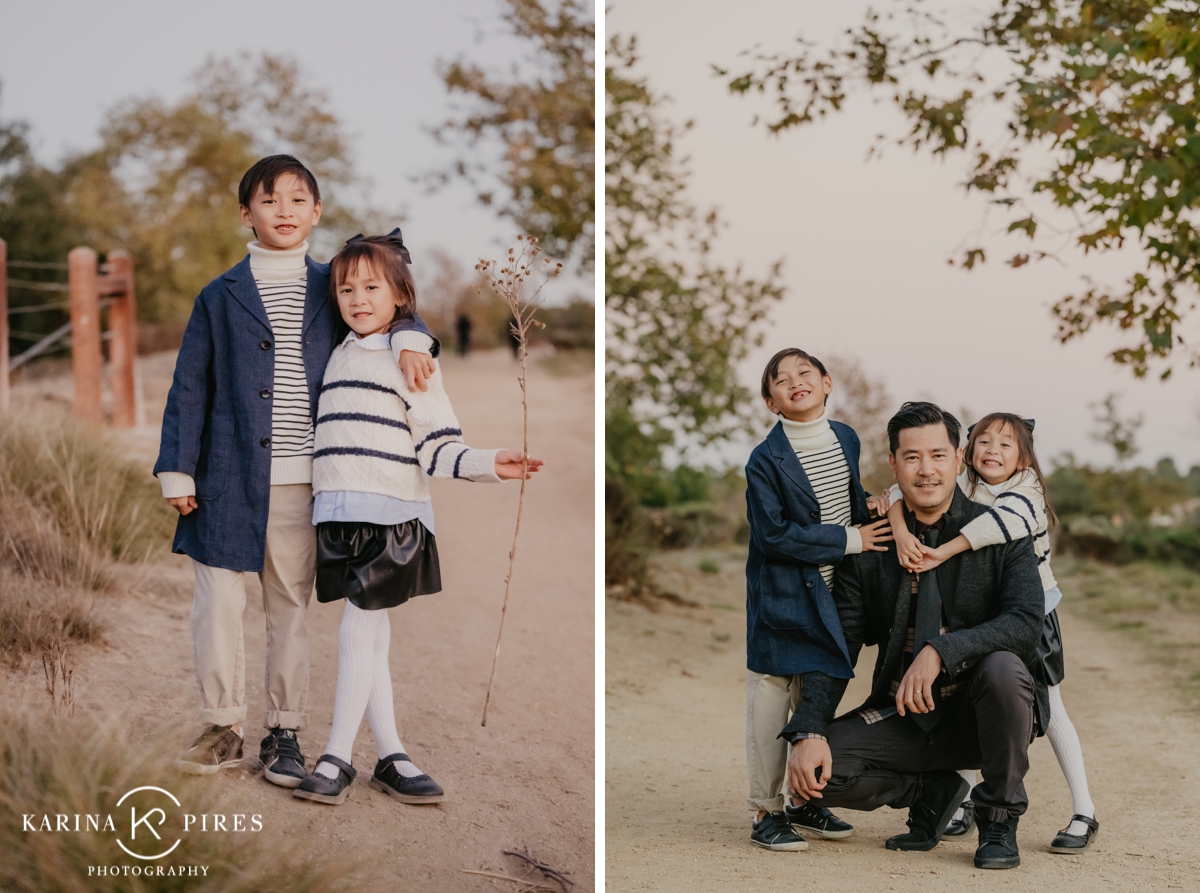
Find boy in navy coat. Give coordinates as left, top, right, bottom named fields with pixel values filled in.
left=744, top=348, right=892, bottom=850
left=154, top=155, right=436, bottom=786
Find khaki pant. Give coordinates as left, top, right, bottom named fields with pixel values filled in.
left=191, top=484, right=316, bottom=730
left=746, top=671, right=801, bottom=813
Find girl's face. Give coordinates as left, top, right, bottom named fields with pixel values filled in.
left=971, top=423, right=1025, bottom=486
left=336, top=259, right=399, bottom=337
left=764, top=355, right=832, bottom=422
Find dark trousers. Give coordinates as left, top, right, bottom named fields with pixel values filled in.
left=820, top=651, right=1035, bottom=821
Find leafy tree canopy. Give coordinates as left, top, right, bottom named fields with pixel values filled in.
left=722, top=0, right=1200, bottom=378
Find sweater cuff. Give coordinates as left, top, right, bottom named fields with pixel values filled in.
left=159, top=472, right=196, bottom=499
left=844, top=526, right=863, bottom=555
left=390, top=331, right=434, bottom=359
left=458, top=448, right=502, bottom=483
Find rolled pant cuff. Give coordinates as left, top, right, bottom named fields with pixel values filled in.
left=266, top=710, right=308, bottom=731
left=200, top=706, right=247, bottom=727
left=748, top=796, right=786, bottom=814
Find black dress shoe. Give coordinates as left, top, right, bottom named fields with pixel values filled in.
left=260, top=728, right=306, bottom=789
left=885, top=771, right=970, bottom=851
left=943, top=799, right=976, bottom=837
left=784, top=802, right=854, bottom=839
left=1049, top=814, right=1098, bottom=854
left=975, top=814, right=1021, bottom=869
left=367, top=753, right=446, bottom=804
left=293, top=755, right=356, bottom=805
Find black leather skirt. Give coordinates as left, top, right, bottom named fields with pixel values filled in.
left=1031, top=608, right=1066, bottom=687
left=316, top=519, right=441, bottom=610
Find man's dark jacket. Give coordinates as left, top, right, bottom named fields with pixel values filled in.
left=782, top=485, right=1047, bottom=741
left=153, top=255, right=435, bottom=572
left=745, top=419, right=871, bottom=679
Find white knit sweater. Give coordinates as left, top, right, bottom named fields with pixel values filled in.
left=312, top=333, right=501, bottom=500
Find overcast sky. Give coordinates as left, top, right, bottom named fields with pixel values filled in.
left=0, top=0, right=588, bottom=301
left=611, top=1, right=1200, bottom=470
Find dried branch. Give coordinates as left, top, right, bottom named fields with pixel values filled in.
left=503, top=849, right=575, bottom=893
left=476, top=236, right=561, bottom=726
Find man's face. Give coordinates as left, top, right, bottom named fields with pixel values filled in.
left=888, top=424, right=963, bottom=518
left=763, top=355, right=832, bottom=422
left=238, top=173, right=322, bottom=251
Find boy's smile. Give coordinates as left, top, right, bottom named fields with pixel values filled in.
left=764, top=355, right=832, bottom=422
left=239, top=172, right=322, bottom=251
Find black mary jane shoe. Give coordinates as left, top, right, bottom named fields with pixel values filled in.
left=293, top=755, right=356, bottom=805
left=368, top=752, right=446, bottom=804
left=1049, top=814, right=1098, bottom=854
left=942, top=799, right=976, bottom=838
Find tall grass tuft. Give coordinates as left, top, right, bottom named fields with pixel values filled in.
left=0, top=704, right=357, bottom=893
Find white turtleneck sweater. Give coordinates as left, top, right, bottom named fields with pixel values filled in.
left=779, top=410, right=863, bottom=587
left=159, top=241, right=432, bottom=498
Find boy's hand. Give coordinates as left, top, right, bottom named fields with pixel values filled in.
left=866, top=493, right=890, bottom=517
left=856, top=518, right=893, bottom=552
left=787, top=738, right=832, bottom=801
left=167, top=495, right=198, bottom=516
left=494, top=451, right=545, bottom=480
left=894, top=525, right=925, bottom=570
left=398, top=350, right=435, bottom=392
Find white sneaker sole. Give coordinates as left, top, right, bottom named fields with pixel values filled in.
left=750, top=837, right=809, bottom=851
left=791, top=824, right=854, bottom=840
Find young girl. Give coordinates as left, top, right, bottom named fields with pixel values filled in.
left=292, top=232, right=543, bottom=806
left=878, top=413, right=1097, bottom=853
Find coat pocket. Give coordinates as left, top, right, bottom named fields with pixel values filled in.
left=759, top=564, right=819, bottom=631
left=195, top=414, right=234, bottom=500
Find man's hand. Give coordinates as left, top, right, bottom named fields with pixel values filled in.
left=896, top=644, right=942, bottom=717
left=398, top=350, right=436, bottom=392
left=167, top=495, right=198, bottom=516
left=494, top=450, right=545, bottom=480
left=856, top=518, right=893, bottom=552
left=865, top=492, right=890, bottom=517
left=787, top=738, right=832, bottom=801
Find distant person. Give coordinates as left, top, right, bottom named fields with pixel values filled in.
left=154, top=155, right=438, bottom=788
left=289, top=233, right=543, bottom=806
left=742, top=348, right=893, bottom=852
left=877, top=413, right=1097, bottom=854
left=506, top=315, right=521, bottom=359
left=783, top=402, right=1044, bottom=871
left=456, top=313, right=473, bottom=356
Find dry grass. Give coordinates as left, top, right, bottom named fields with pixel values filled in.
left=0, top=703, right=358, bottom=893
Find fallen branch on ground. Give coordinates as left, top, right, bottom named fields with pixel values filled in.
left=503, top=848, right=575, bottom=892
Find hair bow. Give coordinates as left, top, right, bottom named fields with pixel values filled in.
left=345, top=227, right=412, bottom=264
left=967, top=418, right=1035, bottom=435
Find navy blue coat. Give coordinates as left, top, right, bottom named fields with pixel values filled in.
left=153, top=255, right=433, bottom=572
left=744, top=420, right=871, bottom=678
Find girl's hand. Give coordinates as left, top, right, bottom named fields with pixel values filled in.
left=167, top=495, right=197, bottom=516
left=894, top=526, right=925, bottom=571
left=398, top=350, right=435, bottom=392
left=866, top=493, right=890, bottom=517
left=916, top=544, right=946, bottom=572
left=856, top=518, right=893, bottom=552
left=495, top=451, right=545, bottom=480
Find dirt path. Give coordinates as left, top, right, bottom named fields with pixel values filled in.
left=606, top=547, right=1200, bottom=892
left=11, top=348, right=594, bottom=890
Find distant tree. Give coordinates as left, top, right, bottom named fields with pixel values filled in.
left=722, top=1, right=1200, bottom=378
left=1090, top=392, right=1143, bottom=466
left=433, top=0, right=595, bottom=272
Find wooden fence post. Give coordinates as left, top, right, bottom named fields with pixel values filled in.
left=0, top=237, right=8, bottom=415
left=105, top=250, right=139, bottom=427
left=68, top=247, right=103, bottom=424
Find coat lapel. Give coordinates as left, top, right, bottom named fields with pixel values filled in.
left=223, top=257, right=272, bottom=334
left=765, top=422, right=819, bottom=509
left=302, top=256, right=327, bottom=335
left=933, top=486, right=969, bottom=617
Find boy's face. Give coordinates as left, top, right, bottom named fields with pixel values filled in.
left=764, top=355, right=832, bottom=422
left=337, top=259, right=399, bottom=338
left=238, top=173, right=322, bottom=251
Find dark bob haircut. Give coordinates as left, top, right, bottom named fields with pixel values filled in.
left=886, top=401, right=961, bottom=454
left=328, top=235, right=417, bottom=325
left=760, top=348, right=829, bottom=401
left=237, top=154, right=321, bottom=208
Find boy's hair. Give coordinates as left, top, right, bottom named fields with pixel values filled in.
left=760, top=348, right=829, bottom=402
left=237, top=155, right=321, bottom=207
left=963, top=412, right=1058, bottom=525
left=328, top=235, right=417, bottom=324
left=887, top=401, right=961, bottom=454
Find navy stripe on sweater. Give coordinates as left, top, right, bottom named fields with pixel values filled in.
left=415, top=426, right=464, bottom=452
left=998, top=503, right=1032, bottom=537
left=320, top=379, right=412, bottom=409
left=429, top=440, right=465, bottom=475
left=313, top=446, right=420, bottom=466
left=316, top=411, right=411, bottom=433
left=985, top=507, right=1012, bottom=543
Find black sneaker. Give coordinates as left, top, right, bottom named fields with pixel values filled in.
left=367, top=753, right=446, bottom=804
left=885, top=771, right=970, bottom=851
left=943, top=799, right=976, bottom=837
left=176, top=724, right=243, bottom=775
left=260, top=728, right=306, bottom=789
left=750, top=811, right=808, bottom=851
left=975, top=814, right=1021, bottom=869
left=784, top=802, right=854, bottom=839
left=1049, top=814, right=1098, bottom=854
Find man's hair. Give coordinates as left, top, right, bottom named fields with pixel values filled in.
left=760, top=348, right=829, bottom=401
left=328, top=236, right=417, bottom=324
left=886, top=401, right=961, bottom=454
left=238, top=155, right=320, bottom=208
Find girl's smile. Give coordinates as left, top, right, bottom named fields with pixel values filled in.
left=972, top=423, right=1023, bottom=486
